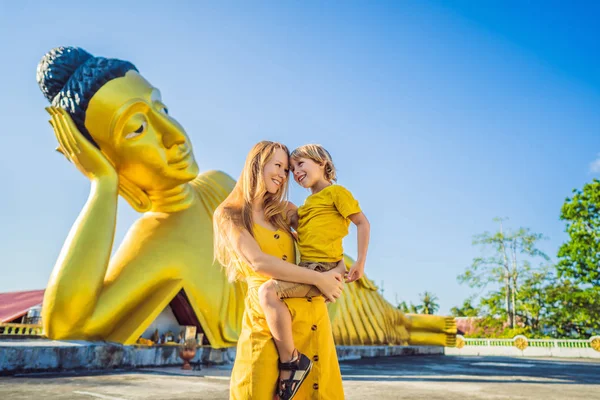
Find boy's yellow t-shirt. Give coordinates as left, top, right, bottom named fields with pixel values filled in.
left=296, top=184, right=361, bottom=262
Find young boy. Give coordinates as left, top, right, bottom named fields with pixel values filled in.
left=259, top=144, right=370, bottom=400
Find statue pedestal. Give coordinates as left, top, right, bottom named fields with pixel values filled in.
left=0, top=339, right=443, bottom=376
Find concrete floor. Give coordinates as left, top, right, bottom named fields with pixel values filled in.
left=1, top=355, right=600, bottom=399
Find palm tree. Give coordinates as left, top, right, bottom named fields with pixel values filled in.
left=397, top=301, right=410, bottom=313
left=397, top=300, right=421, bottom=314
left=419, top=291, right=440, bottom=315
left=409, top=302, right=421, bottom=313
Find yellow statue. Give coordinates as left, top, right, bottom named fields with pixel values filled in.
left=36, top=46, right=455, bottom=348
left=329, top=256, right=455, bottom=347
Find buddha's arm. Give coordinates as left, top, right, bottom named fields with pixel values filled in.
left=43, top=179, right=119, bottom=338
left=84, top=217, right=187, bottom=341
left=42, top=107, right=120, bottom=338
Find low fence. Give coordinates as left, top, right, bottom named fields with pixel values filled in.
left=446, top=334, right=600, bottom=358
left=0, top=323, right=43, bottom=336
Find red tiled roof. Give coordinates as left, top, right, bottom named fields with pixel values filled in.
left=0, top=290, right=45, bottom=323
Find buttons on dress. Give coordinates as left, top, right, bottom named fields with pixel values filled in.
left=311, top=325, right=317, bottom=331
left=313, top=383, right=319, bottom=390
left=307, top=297, right=312, bottom=302
left=274, top=234, right=280, bottom=239
left=282, top=255, right=288, bottom=261
left=313, top=355, right=319, bottom=362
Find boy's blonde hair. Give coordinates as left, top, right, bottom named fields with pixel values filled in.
left=291, top=144, right=337, bottom=182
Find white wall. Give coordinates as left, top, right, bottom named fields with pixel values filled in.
left=140, top=305, right=184, bottom=341
left=445, top=346, right=600, bottom=359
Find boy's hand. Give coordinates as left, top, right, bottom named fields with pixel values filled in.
left=346, top=260, right=365, bottom=283
left=285, top=203, right=299, bottom=230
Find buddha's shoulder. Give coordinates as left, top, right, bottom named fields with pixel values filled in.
left=190, top=170, right=236, bottom=209
left=192, top=170, right=236, bottom=188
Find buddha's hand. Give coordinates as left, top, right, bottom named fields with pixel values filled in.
left=47, top=107, right=117, bottom=182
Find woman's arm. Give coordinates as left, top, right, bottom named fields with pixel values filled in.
left=230, top=228, right=343, bottom=301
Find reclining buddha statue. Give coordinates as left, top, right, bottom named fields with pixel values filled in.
left=36, top=46, right=455, bottom=348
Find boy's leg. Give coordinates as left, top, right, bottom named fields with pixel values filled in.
left=272, top=279, right=317, bottom=299
left=258, top=280, right=315, bottom=398
left=259, top=266, right=337, bottom=357
left=258, top=280, right=296, bottom=364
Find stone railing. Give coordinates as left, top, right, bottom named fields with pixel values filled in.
left=447, top=334, right=600, bottom=358
left=0, top=323, right=43, bottom=336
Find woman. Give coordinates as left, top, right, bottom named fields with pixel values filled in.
left=213, top=141, right=345, bottom=399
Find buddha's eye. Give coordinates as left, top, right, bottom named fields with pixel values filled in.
left=125, top=121, right=147, bottom=139
left=157, top=103, right=169, bottom=115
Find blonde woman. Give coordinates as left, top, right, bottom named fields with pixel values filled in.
left=214, top=141, right=345, bottom=399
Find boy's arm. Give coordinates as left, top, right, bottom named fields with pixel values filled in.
left=285, top=201, right=299, bottom=231
left=346, top=211, right=370, bottom=283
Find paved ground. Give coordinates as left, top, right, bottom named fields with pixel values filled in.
left=1, top=355, right=600, bottom=399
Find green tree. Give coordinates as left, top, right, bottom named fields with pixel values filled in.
left=397, top=300, right=420, bottom=314
left=455, top=269, right=600, bottom=339
left=419, top=291, right=439, bottom=315
left=409, top=302, right=420, bottom=313
left=476, top=291, right=506, bottom=333
left=542, top=279, right=600, bottom=338
left=450, top=297, right=479, bottom=317
left=458, top=218, right=549, bottom=328
left=514, top=268, right=551, bottom=332
left=397, top=301, right=409, bottom=313
left=557, top=179, right=600, bottom=285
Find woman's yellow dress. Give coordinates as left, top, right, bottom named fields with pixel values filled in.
left=230, top=223, right=344, bottom=399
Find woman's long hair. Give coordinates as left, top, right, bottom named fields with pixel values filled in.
left=214, top=141, right=292, bottom=282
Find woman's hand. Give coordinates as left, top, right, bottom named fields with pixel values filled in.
left=315, top=269, right=344, bottom=303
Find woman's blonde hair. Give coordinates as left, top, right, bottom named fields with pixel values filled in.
left=290, top=144, right=337, bottom=182
left=213, top=141, right=292, bottom=282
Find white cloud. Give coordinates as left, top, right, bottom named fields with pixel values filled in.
left=590, top=154, right=600, bottom=174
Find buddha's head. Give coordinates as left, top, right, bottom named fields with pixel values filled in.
left=37, top=46, right=199, bottom=211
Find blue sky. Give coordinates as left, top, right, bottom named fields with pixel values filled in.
left=0, top=1, right=598, bottom=314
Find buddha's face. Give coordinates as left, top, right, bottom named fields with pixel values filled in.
left=85, top=71, right=199, bottom=191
